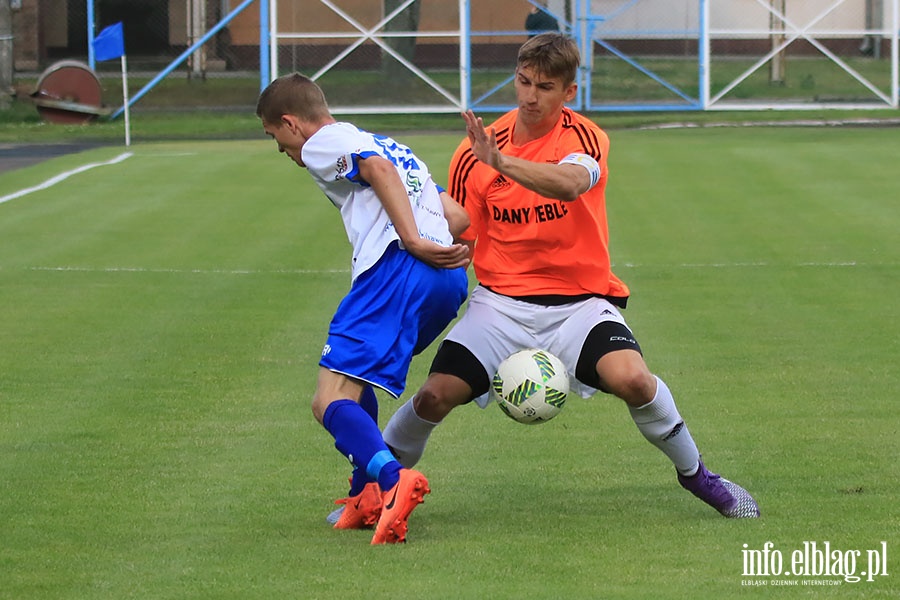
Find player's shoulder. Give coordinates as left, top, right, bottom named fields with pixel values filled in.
left=560, top=108, right=606, bottom=135
left=303, top=123, right=372, bottom=176
left=490, top=109, right=518, bottom=132
left=558, top=108, right=609, bottom=157
left=307, top=122, right=361, bottom=154
left=325, top=121, right=376, bottom=144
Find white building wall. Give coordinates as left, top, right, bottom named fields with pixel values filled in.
left=589, top=0, right=886, bottom=36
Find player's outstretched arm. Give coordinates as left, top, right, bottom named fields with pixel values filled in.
left=461, top=110, right=592, bottom=202
left=358, top=156, right=470, bottom=269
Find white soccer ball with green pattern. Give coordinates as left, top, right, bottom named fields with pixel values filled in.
left=491, top=349, right=569, bottom=424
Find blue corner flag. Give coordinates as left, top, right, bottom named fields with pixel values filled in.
left=93, top=22, right=125, bottom=61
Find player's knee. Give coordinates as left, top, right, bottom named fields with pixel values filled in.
left=412, top=379, right=466, bottom=421
left=607, top=368, right=656, bottom=406
left=412, top=386, right=446, bottom=420
left=311, top=394, right=329, bottom=425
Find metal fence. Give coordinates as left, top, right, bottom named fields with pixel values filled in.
left=22, top=0, right=899, bottom=114
left=268, top=0, right=898, bottom=112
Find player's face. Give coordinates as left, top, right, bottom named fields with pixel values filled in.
left=514, top=65, right=577, bottom=129
left=262, top=116, right=306, bottom=168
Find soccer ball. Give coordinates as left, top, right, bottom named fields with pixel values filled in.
left=491, top=349, right=569, bottom=425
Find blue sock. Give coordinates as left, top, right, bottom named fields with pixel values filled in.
left=348, top=467, right=367, bottom=497
left=348, top=387, right=379, bottom=496
left=323, top=399, right=402, bottom=492
left=359, top=386, right=379, bottom=423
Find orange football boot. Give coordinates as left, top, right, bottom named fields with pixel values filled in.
left=371, top=469, right=430, bottom=544
left=332, top=482, right=382, bottom=530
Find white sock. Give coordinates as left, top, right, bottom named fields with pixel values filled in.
left=628, top=376, right=700, bottom=476
left=382, top=399, right=440, bottom=468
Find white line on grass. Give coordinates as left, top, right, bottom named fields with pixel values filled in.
left=0, top=152, right=134, bottom=206
left=618, top=261, right=867, bottom=268
left=26, top=266, right=350, bottom=275
left=638, top=117, right=900, bottom=131
left=13, top=262, right=889, bottom=276
left=140, top=152, right=199, bottom=157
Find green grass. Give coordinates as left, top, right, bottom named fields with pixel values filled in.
left=5, top=59, right=899, bottom=145
left=1, top=129, right=898, bottom=599
left=2, top=98, right=898, bottom=146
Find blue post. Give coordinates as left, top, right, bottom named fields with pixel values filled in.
left=462, top=0, right=470, bottom=110
left=260, top=0, right=270, bottom=90
left=87, top=0, right=95, bottom=69
left=699, top=0, right=708, bottom=109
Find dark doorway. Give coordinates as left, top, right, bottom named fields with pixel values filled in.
left=66, top=0, right=170, bottom=56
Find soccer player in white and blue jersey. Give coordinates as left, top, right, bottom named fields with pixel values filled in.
left=256, top=73, right=470, bottom=544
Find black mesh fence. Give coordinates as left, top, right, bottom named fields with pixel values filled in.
left=14, top=0, right=898, bottom=113
left=38, top=0, right=259, bottom=75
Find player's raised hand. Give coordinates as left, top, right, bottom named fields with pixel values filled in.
left=462, top=110, right=502, bottom=171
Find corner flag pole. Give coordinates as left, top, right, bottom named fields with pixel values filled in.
left=92, top=22, right=130, bottom=147
left=120, top=53, right=131, bottom=147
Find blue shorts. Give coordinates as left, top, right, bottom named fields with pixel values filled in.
left=320, top=242, right=469, bottom=397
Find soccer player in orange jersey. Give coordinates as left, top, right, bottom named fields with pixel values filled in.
left=382, top=33, right=760, bottom=519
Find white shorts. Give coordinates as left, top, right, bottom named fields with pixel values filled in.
left=444, top=285, right=632, bottom=407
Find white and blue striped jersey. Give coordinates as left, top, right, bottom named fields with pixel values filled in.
left=301, top=122, right=454, bottom=282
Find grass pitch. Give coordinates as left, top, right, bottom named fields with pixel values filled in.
left=0, top=127, right=898, bottom=599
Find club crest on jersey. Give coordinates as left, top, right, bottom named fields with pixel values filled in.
left=406, top=172, right=423, bottom=193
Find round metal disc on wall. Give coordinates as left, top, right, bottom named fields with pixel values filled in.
left=30, top=60, right=110, bottom=124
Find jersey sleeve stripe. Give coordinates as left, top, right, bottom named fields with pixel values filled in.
left=450, top=148, right=479, bottom=207
left=494, top=127, right=512, bottom=150
left=565, top=122, right=602, bottom=161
